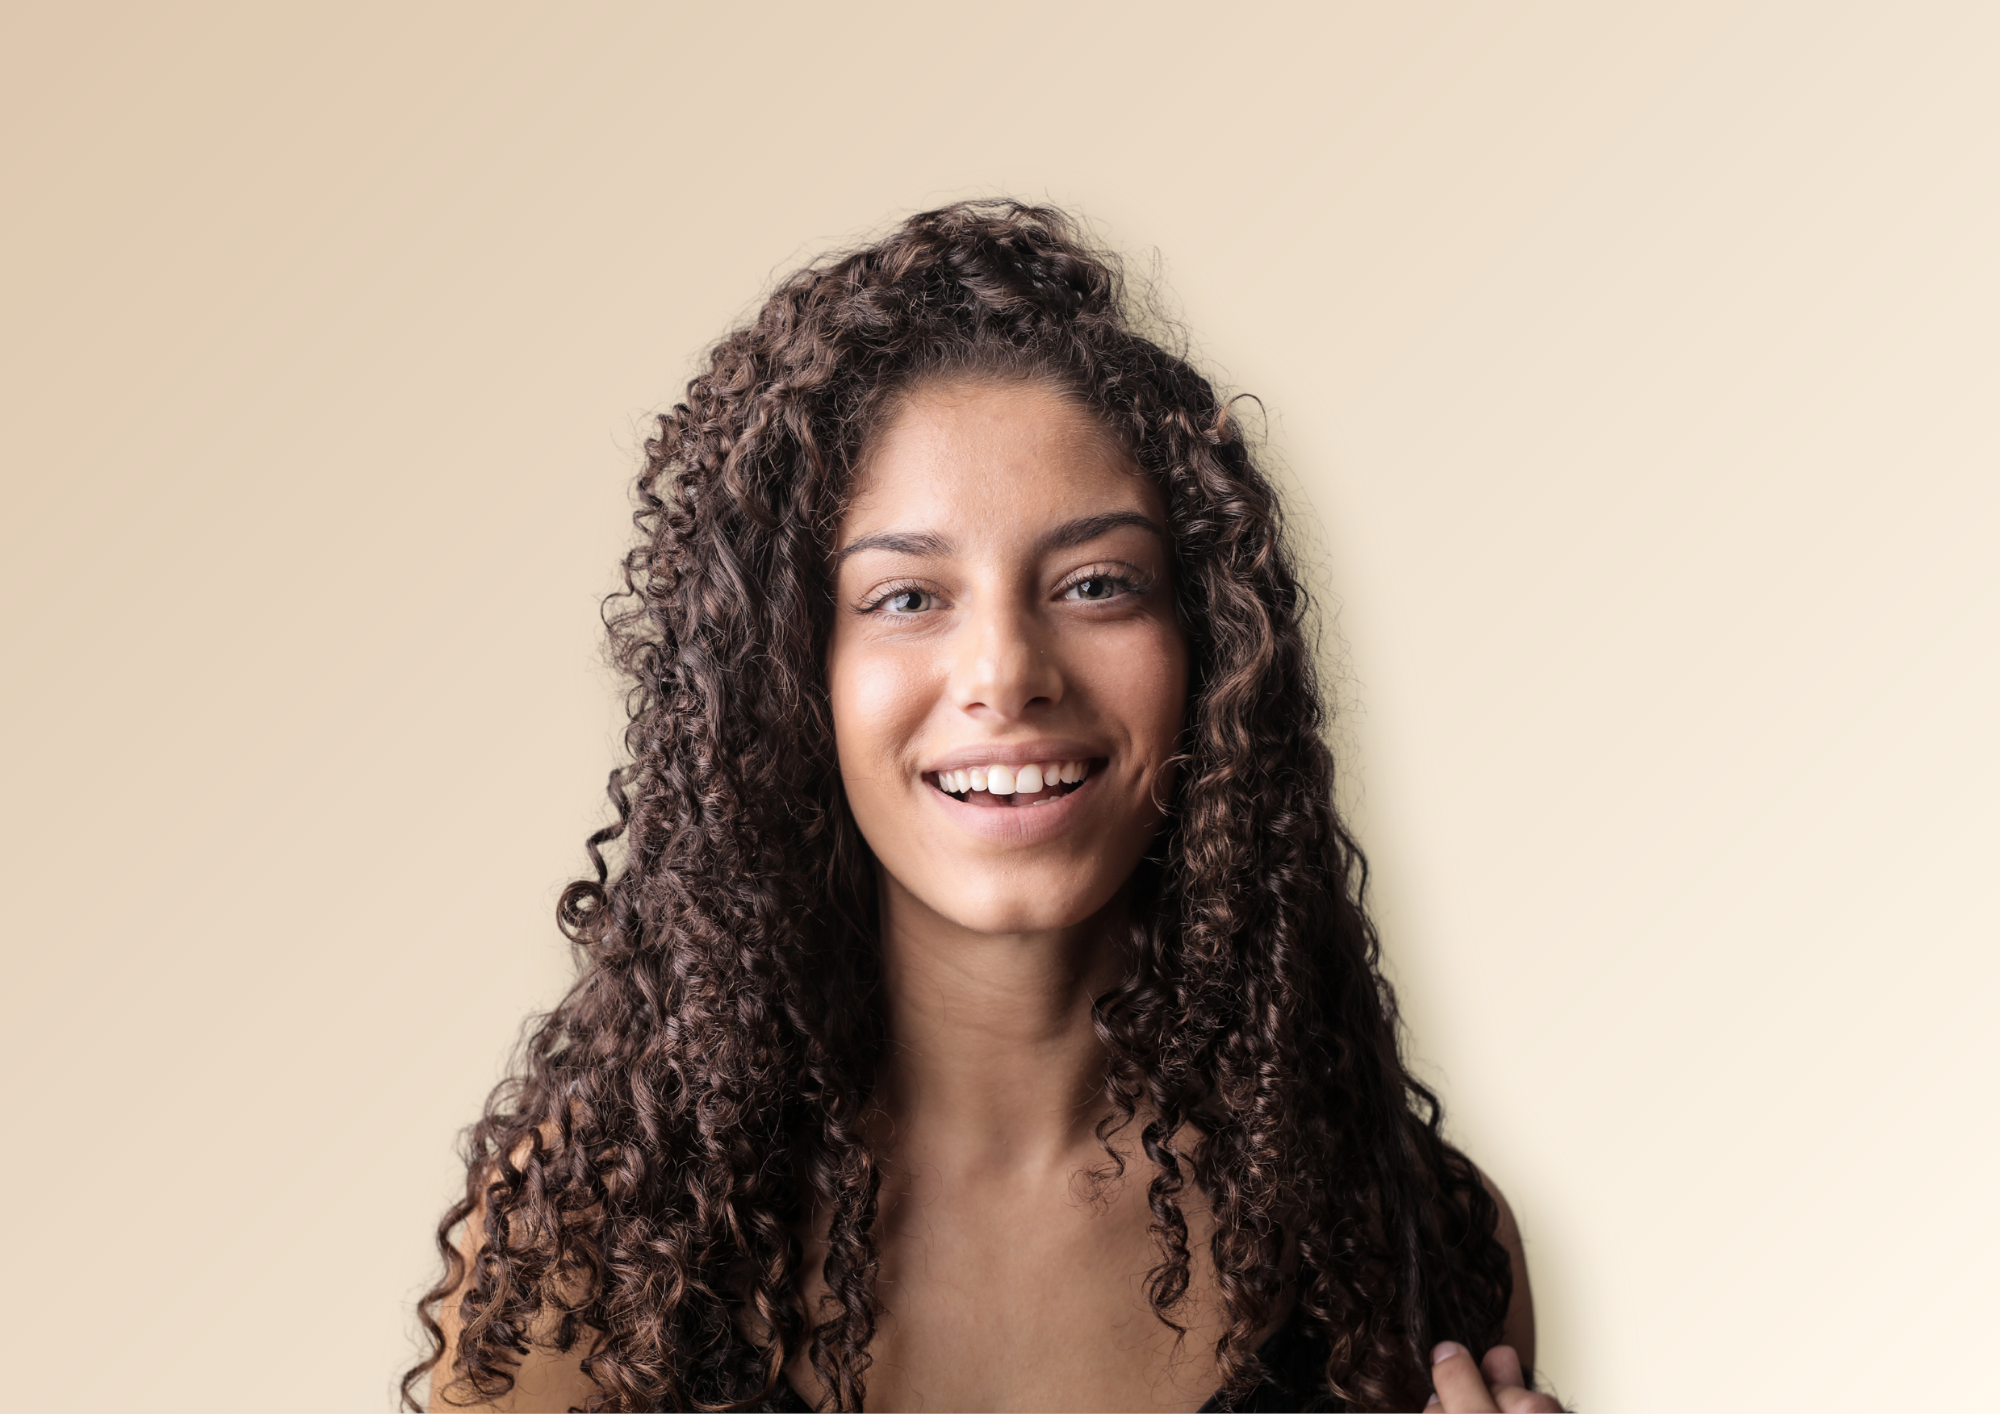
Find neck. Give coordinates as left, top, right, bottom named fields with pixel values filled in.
left=871, top=873, right=1129, bottom=1180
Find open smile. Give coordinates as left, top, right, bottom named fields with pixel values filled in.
left=918, top=752, right=1109, bottom=844
left=925, top=757, right=1099, bottom=808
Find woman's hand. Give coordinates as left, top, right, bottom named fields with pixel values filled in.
left=1423, top=1342, right=1564, bottom=1412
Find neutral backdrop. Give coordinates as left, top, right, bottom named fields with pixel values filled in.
left=3, top=4, right=1993, bottom=1410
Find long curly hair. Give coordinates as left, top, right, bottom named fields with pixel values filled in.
left=404, top=201, right=1510, bottom=1413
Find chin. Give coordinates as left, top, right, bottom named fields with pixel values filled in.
left=925, top=872, right=1116, bottom=938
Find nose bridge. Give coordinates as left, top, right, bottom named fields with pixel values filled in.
left=953, top=584, right=1059, bottom=718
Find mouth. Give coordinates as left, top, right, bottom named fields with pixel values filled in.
left=925, top=757, right=1101, bottom=809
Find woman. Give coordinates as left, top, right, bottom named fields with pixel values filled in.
left=407, top=202, right=1559, bottom=1413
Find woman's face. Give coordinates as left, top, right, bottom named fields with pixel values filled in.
left=827, top=378, right=1189, bottom=939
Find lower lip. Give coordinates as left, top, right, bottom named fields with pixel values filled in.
left=926, top=772, right=1098, bottom=845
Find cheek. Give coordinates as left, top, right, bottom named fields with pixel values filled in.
left=1085, top=621, right=1190, bottom=754
left=826, top=639, right=937, bottom=795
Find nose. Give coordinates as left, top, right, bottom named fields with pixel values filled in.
left=949, top=593, right=1063, bottom=721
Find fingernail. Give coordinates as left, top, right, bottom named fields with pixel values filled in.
left=1423, top=1398, right=1442, bottom=1411
left=1432, top=1341, right=1467, bottom=1365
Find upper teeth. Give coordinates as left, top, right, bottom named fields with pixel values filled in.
left=936, top=760, right=1090, bottom=796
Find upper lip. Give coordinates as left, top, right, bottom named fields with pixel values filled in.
left=923, top=740, right=1104, bottom=775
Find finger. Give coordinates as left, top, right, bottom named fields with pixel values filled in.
left=1481, top=1345, right=1525, bottom=1391
left=1430, top=1342, right=1499, bottom=1413
left=1479, top=1344, right=1562, bottom=1412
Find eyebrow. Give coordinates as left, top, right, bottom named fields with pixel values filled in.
left=1033, top=511, right=1165, bottom=555
left=833, top=512, right=1164, bottom=567
left=833, top=529, right=955, bottom=566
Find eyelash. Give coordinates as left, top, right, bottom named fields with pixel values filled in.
left=860, top=566, right=1151, bottom=615
left=861, top=583, right=942, bottom=615
left=1057, top=567, right=1149, bottom=602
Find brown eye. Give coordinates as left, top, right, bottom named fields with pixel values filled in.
left=884, top=588, right=934, bottom=613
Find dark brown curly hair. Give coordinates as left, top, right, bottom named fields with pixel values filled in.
left=404, top=200, right=1511, bottom=1413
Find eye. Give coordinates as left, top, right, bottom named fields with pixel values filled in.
left=869, top=586, right=939, bottom=614
left=1062, top=574, right=1136, bottom=603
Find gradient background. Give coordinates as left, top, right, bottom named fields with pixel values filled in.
left=4, top=4, right=1994, bottom=1409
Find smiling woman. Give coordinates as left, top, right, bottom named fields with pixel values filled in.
left=406, top=203, right=1556, bottom=1413
left=829, top=383, right=1187, bottom=916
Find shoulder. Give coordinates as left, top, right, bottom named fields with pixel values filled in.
left=1476, top=1169, right=1538, bottom=1379
left=426, top=1131, right=604, bottom=1413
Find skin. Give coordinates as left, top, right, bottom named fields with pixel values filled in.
left=428, top=377, right=1552, bottom=1412
left=801, top=377, right=1212, bottom=1411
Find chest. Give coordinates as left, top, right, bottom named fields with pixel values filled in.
left=789, top=1168, right=1248, bottom=1412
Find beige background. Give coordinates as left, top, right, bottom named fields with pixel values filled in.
left=3, top=3, right=1994, bottom=1409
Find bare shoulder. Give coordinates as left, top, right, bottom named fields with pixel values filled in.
left=426, top=1135, right=603, bottom=1413
left=1477, top=1169, right=1539, bottom=1379
left=428, top=1305, right=597, bottom=1414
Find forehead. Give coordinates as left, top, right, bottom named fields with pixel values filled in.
left=839, top=379, right=1160, bottom=540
